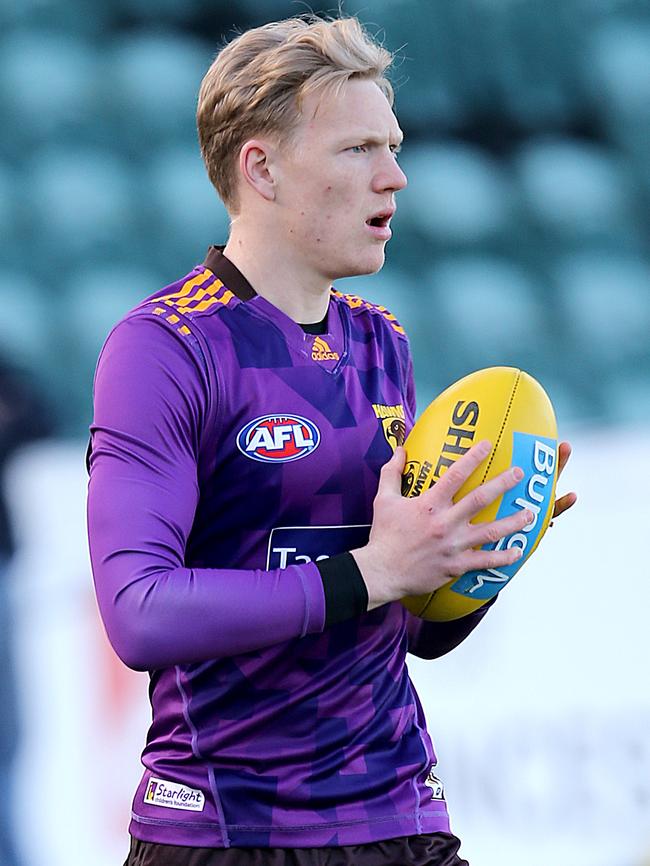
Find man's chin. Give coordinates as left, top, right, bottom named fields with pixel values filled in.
left=335, top=249, right=386, bottom=280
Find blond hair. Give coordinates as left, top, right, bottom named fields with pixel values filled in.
left=197, top=14, right=395, bottom=214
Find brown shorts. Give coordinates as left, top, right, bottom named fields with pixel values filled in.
left=124, top=833, right=469, bottom=866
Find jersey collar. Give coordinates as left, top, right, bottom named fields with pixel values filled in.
left=202, top=244, right=348, bottom=374
left=203, top=245, right=257, bottom=301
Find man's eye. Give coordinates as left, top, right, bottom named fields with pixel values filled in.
left=350, top=145, right=367, bottom=153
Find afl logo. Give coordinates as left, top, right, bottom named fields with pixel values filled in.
left=237, top=414, right=321, bottom=463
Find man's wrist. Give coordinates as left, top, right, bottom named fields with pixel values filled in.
left=350, top=546, right=397, bottom=612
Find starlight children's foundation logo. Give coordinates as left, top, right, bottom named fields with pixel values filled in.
left=144, top=777, right=205, bottom=811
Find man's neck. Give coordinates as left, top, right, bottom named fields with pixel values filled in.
left=223, top=229, right=331, bottom=325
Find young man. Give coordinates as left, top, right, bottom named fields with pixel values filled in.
left=87, top=15, right=575, bottom=866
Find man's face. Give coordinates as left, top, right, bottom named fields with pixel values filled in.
left=273, top=77, right=407, bottom=282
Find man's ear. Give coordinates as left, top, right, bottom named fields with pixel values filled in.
left=238, top=139, right=277, bottom=203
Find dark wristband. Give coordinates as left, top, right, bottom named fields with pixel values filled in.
left=316, top=552, right=369, bottom=627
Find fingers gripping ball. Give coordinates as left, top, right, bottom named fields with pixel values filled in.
left=401, top=367, right=558, bottom=621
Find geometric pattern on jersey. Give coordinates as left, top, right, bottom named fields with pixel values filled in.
left=221, top=304, right=295, bottom=369
left=274, top=366, right=358, bottom=428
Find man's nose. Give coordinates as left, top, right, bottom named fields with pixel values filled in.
left=392, top=159, right=408, bottom=191
left=375, top=154, right=408, bottom=192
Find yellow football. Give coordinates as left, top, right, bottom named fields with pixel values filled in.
left=401, top=366, right=558, bottom=621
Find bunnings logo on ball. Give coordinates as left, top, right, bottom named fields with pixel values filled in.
left=451, top=432, right=557, bottom=600
left=237, top=414, right=321, bottom=463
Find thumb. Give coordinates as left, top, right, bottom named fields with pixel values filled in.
left=378, top=446, right=407, bottom=492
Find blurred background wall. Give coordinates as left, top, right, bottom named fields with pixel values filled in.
left=0, top=0, right=648, bottom=864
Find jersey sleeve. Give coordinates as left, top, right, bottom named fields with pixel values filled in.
left=87, top=314, right=325, bottom=671
left=405, top=599, right=495, bottom=659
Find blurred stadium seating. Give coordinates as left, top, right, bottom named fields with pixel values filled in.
left=0, top=0, right=648, bottom=434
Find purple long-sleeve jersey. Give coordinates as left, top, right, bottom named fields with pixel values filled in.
left=87, top=246, right=490, bottom=848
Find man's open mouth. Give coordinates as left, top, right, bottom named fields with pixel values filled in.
left=366, top=210, right=394, bottom=228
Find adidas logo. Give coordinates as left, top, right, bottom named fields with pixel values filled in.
left=311, top=336, right=340, bottom=362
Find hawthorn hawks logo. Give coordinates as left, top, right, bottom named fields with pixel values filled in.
left=372, top=403, right=406, bottom=450
left=237, top=414, right=321, bottom=463
left=401, top=460, right=420, bottom=496
left=402, top=459, right=434, bottom=497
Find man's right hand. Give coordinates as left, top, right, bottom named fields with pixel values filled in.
left=351, top=441, right=534, bottom=611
